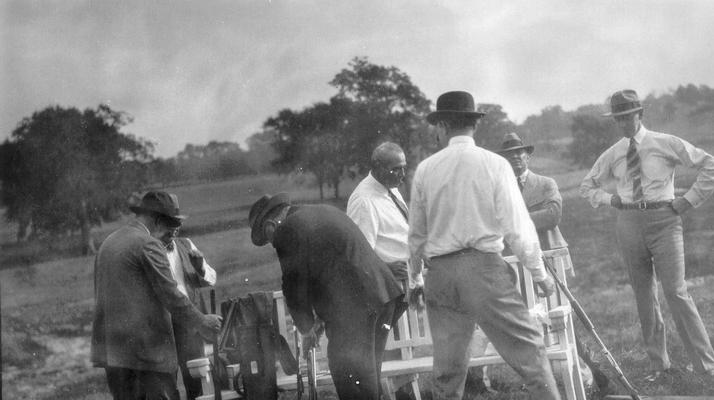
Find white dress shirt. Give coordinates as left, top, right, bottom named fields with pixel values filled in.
left=167, top=238, right=216, bottom=297
left=409, top=135, right=546, bottom=281
left=346, top=172, right=410, bottom=264
left=580, top=125, right=714, bottom=208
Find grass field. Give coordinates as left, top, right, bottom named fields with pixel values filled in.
left=3, top=169, right=714, bottom=399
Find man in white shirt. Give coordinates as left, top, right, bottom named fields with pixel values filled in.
left=160, top=226, right=217, bottom=400
left=409, top=91, right=560, bottom=400
left=347, top=142, right=410, bottom=285
left=581, top=89, right=714, bottom=381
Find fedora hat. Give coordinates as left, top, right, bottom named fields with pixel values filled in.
left=426, top=91, right=486, bottom=125
left=602, top=89, right=644, bottom=117
left=249, top=192, right=291, bottom=246
left=129, top=191, right=186, bottom=225
left=497, top=132, right=534, bottom=155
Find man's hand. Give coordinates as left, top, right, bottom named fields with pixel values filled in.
left=188, top=249, right=206, bottom=276
left=536, top=275, right=556, bottom=298
left=407, top=285, right=425, bottom=310
left=610, top=194, right=622, bottom=209
left=198, top=314, right=223, bottom=342
left=671, top=196, right=692, bottom=215
left=301, top=319, right=324, bottom=358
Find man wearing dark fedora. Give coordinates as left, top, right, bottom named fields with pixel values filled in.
left=249, top=193, right=404, bottom=400
left=498, top=132, right=619, bottom=394
left=497, top=132, right=567, bottom=252
left=91, top=191, right=222, bottom=400
left=581, top=89, right=714, bottom=381
left=408, top=91, right=560, bottom=399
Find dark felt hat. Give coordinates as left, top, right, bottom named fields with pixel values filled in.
left=497, top=132, right=534, bottom=155
left=602, top=89, right=644, bottom=117
left=129, top=191, right=186, bottom=226
left=426, top=91, right=486, bottom=125
left=249, top=192, right=291, bottom=246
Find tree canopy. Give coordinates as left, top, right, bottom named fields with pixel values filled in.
left=0, top=104, right=152, bottom=252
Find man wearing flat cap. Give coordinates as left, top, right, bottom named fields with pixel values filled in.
left=408, top=91, right=560, bottom=399
left=580, top=89, right=714, bottom=381
left=249, top=193, right=404, bottom=400
left=91, top=191, right=222, bottom=400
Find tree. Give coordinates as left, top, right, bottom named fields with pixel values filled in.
left=473, top=103, right=517, bottom=152
left=0, top=104, right=152, bottom=253
left=330, top=56, right=432, bottom=174
left=520, top=105, right=573, bottom=151
left=245, top=128, right=278, bottom=174
left=266, top=98, right=352, bottom=199
left=568, top=112, right=619, bottom=168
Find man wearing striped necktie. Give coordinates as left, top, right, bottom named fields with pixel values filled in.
left=580, top=89, right=714, bottom=382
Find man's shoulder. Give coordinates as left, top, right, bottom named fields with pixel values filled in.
left=528, top=171, right=557, bottom=186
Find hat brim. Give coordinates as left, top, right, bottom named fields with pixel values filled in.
left=250, top=193, right=291, bottom=246
left=497, top=145, right=534, bottom=155
left=426, top=110, right=486, bottom=125
left=602, top=106, right=643, bottom=117
left=129, top=205, right=187, bottom=221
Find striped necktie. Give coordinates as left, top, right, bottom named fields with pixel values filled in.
left=387, top=189, right=409, bottom=222
left=626, top=138, right=643, bottom=202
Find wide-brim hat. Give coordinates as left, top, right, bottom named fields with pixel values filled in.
left=602, top=89, right=644, bottom=117
left=426, top=91, right=486, bottom=125
left=497, top=132, right=534, bottom=155
left=249, top=192, right=291, bottom=246
left=129, top=191, right=186, bottom=226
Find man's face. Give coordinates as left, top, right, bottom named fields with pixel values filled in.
left=374, top=152, right=407, bottom=188
left=613, top=112, right=641, bottom=138
left=154, top=223, right=179, bottom=248
left=505, top=149, right=530, bottom=176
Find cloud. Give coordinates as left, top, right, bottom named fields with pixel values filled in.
left=2, top=0, right=714, bottom=157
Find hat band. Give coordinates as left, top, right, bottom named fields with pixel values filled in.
left=501, top=139, right=524, bottom=149
left=611, top=101, right=641, bottom=114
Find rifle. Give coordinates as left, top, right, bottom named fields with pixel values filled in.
left=306, top=345, right=318, bottom=400
left=542, top=256, right=641, bottom=400
left=294, top=328, right=304, bottom=400
left=210, top=289, right=222, bottom=400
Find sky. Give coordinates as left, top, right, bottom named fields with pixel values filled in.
left=2, top=0, right=713, bottom=158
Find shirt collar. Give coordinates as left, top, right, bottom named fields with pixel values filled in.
left=132, top=219, right=150, bottom=235
left=631, top=124, right=647, bottom=144
left=448, top=135, right=475, bottom=146
left=519, top=169, right=530, bottom=182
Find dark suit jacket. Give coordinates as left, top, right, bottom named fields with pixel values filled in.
left=521, top=171, right=568, bottom=250
left=91, top=220, right=206, bottom=373
left=273, top=204, right=404, bottom=333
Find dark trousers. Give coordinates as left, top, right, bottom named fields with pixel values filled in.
left=325, top=300, right=397, bottom=400
left=173, top=319, right=206, bottom=400
left=105, top=367, right=179, bottom=400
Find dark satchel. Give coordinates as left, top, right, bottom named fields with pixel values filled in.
left=220, top=292, right=298, bottom=400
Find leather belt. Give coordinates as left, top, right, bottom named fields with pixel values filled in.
left=430, top=247, right=483, bottom=261
left=618, top=200, right=672, bottom=210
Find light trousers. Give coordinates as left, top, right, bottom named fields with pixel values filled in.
left=616, top=207, right=714, bottom=373
left=424, top=251, right=560, bottom=400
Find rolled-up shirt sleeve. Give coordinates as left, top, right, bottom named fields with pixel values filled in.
left=408, top=166, right=426, bottom=285
left=187, top=238, right=216, bottom=286
left=580, top=150, right=614, bottom=208
left=496, top=167, right=546, bottom=281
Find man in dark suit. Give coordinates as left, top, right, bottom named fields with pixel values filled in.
left=249, top=193, right=405, bottom=400
left=91, top=191, right=222, bottom=400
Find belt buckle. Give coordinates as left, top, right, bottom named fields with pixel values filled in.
left=637, top=201, right=647, bottom=210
